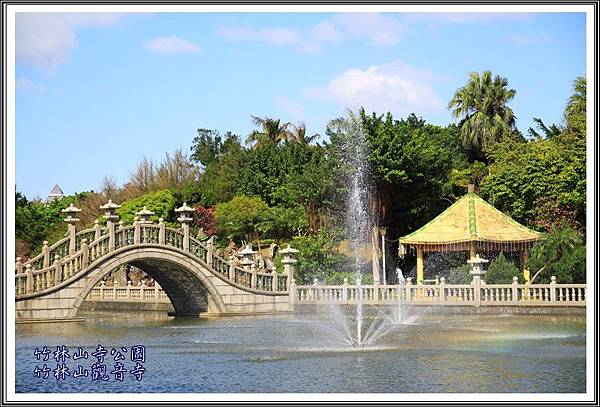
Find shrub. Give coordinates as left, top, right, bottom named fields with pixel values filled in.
left=485, top=252, right=520, bottom=284
left=258, top=205, right=308, bottom=241
left=191, top=206, right=216, bottom=237
left=526, top=224, right=586, bottom=283
left=214, top=196, right=269, bottom=241
left=287, top=229, right=349, bottom=285
left=116, top=190, right=176, bottom=225
left=447, top=264, right=472, bottom=284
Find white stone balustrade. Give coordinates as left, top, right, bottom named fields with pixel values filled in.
left=294, top=278, right=586, bottom=307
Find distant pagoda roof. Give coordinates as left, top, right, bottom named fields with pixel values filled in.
left=399, top=187, right=541, bottom=252
left=46, top=184, right=65, bottom=202
left=48, top=184, right=64, bottom=196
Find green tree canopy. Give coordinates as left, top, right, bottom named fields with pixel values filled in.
left=485, top=252, right=521, bottom=284
left=116, top=190, right=177, bottom=225
left=214, top=195, right=269, bottom=241
left=245, top=115, right=292, bottom=147
left=526, top=224, right=585, bottom=284
left=448, top=70, right=517, bottom=161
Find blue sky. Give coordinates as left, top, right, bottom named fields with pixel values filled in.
left=15, top=11, right=586, bottom=199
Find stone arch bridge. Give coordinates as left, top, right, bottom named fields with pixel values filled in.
left=15, top=201, right=297, bottom=322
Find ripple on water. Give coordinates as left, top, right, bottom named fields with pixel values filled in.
left=15, top=313, right=586, bottom=393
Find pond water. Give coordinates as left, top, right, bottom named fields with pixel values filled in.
left=16, top=312, right=586, bottom=393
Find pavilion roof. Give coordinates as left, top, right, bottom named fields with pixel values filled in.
left=399, top=190, right=541, bottom=251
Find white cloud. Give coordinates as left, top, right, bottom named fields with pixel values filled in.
left=275, top=96, right=304, bottom=119
left=143, top=36, right=203, bottom=54
left=16, top=13, right=124, bottom=71
left=215, top=13, right=407, bottom=54
left=308, top=20, right=343, bottom=44
left=406, top=12, right=532, bottom=24
left=305, top=61, right=444, bottom=116
left=16, top=77, right=45, bottom=93
left=215, top=25, right=301, bottom=46
left=333, top=13, right=407, bottom=46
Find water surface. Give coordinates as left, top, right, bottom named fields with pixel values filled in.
left=16, top=312, right=586, bottom=393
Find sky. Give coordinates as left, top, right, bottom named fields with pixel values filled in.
left=15, top=11, right=586, bottom=199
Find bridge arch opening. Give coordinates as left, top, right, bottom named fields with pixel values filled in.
left=70, top=247, right=227, bottom=318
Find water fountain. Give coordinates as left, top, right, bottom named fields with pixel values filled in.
left=329, top=112, right=413, bottom=347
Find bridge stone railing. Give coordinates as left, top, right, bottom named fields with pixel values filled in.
left=294, top=276, right=586, bottom=307
left=15, top=202, right=297, bottom=299
left=88, top=281, right=171, bottom=303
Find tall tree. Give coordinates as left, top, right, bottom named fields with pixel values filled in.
left=245, top=115, right=292, bottom=147
left=564, top=76, right=586, bottom=137
left=290, top=122, right=320, bottom=145
left=448, top=71, right=517, bottom=161
left=154, top=149, right=200, bottom=190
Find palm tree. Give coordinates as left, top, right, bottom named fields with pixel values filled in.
left=564, top=76, right=586, bottom=135
left=448, top=71, right=517, bottom=161
left=245, top=115, right=292, bottom=148
left=290, top=122, right=320, bottom=145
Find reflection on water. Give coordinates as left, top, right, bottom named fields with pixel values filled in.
left=16, top=312, right=586, bottom=393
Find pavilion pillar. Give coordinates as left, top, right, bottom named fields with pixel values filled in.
left=469, top=241, right=477, bottom=261
left=416, top=246, right=424, bottom=284
left=520, top=248, right=530, bottom=283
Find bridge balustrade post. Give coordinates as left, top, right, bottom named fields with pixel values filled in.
left=550, top=276, right=557, bottom=302
left=175, top=202, right=194, bottom=252
left=206, top=236, right=216, bottom=267
left=289, top=279, right=296, bottom=307
left=16, top=257, right=22, bottom=274
left=62, top=204, right=81, bottom=255
left=54, top=255, right=62, bottom=287
left=182, top=224, right=190, bottom=251
left=280, top=244, right=298, bottom=292
left=158, top=218, right=165, bottom=245
left=100, top=199, right=121, bottom=251
left=118, top=221, right=125, bottom=247
left=342, top=278, right=348, bottom=303
left=228, top=257, right=236, bottom=281
left=271, top=266, right=278, bottom=292
left=42, top=241, right=50, bottom=268
left=133, top=219, right=141, bottom=245
left=25, top=264, right=33, bottom=293
left=94, top=219, right=102, bottom=241
left=81, top=239, right=89, bottom=267
left=405, top=278, right=413, bottom=302
left=249, top=264, right=257, bottom=288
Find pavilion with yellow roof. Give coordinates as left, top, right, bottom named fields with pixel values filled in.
left=399, top=185, right=541, bottom=284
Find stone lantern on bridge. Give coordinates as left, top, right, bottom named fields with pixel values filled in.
left=175, top=202, right=194, bottom=251
left=62, top=203, right=81, bottom=255
left=135, top=206, right=155, bottom=224
left=239, top=245, right=257, bottom=288
left=100, top=199, right=121, bottom=251
left=280, top=244, right=299, bottom=291
left=239, top=245, right=256, bottom=269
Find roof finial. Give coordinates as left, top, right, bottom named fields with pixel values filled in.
left=468, top=184, right=475, bottom=194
